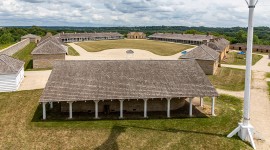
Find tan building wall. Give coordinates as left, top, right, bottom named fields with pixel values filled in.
left=32, top=54, right=65, bottom=69
left=61, top=98, right=186, bottom=113
left=127, top=32, right=146, bottom=39
left=196, top=59, right=218, bottom=75
left=230, top=44, right=270, bottom=53
left=21, top=37, right=41, bottom=44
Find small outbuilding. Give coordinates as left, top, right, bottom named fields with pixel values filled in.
left=207, top=38, right=230, bottom=62
left=40, top=60, right=218, bottom=120
left=31, top=40, right=66, bottom=69
left=0, top=54, right=24, bottom=92
left=21, top=34, right=41, bottom=43
left=127, top=32, right=146, bottom=39
left=180, top=45, right=220, bottom=75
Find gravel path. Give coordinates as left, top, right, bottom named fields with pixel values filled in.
left=18, top=70, right=51, bottom=91
left=221, top=54, right=270, bottom=149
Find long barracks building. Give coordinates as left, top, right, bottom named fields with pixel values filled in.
left=57, top=32, right=124, bottom=43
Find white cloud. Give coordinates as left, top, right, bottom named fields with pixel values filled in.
left=0, top=0, right=269, bottom=27
left=92, top=14, right=104, bottom=21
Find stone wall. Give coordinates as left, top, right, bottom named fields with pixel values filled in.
left=230, top=44, right=270, bottom=53
left=196, top=59, right=218, bottom=75
left=61, top=98, right=186, bottom=113
left=0, top=39, right=30, bottom=56
left=32, top=54, right=65, bottom=69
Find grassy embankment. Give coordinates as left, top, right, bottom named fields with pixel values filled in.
left=222, top=52, right=263, bottom=65
left=208, top=67, right=245, bottom=91
left=76, top=39, right=194, bottom=56
left=68, top=46, right=80, bottom=56
left=12, top=42, right=36, bottom=70
left=0, top=89, right=251, bottom=149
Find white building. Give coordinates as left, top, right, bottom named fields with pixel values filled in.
left=0, top=54, right=25, bottom=92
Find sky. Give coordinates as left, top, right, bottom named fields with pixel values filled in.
left=0, top=0, right=269, bottom=27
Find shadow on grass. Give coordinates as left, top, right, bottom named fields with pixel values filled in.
left=31, top=102, right=208, bottom=122
left=25, top=59, right=33, bottom=70
left=95, top=126, right=126, bottom=150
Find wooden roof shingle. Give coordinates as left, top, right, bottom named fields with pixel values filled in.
left=40, top=60, right=218, bottom=102
left=31, top=40, right=66, bottom=55
left=180, top=45, right=220, bottom=61
left=0, top=54, right=24, bottom=75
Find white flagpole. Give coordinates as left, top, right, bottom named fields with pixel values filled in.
left=227, top=0, right=258, bottom=149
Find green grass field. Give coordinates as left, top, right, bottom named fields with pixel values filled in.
left=0, top=42, right=15, bottom=50
left=222, top=52, right=263, bottom=65
left=76, top=39, right=194, bottom=56
left=266, top=73, right=270, bottom=78
left=0, top=89, right=250, bottom=149
left=12, top=42, right=36, bottom=70
left=268, top=82, right=270, bottom=97
left=68, top=46, right=80, bottom=56
left=208, top=67, right=245, bottom=91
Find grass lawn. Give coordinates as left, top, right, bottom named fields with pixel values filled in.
left=0, top=90, right=251, bottom=149
left=12, top=42, right=36, bottom=70
left=266, top=73, right=270, bottom=78
left=268, top=82, right=270, bottom=97
left=208, top=67, right=245, bottom=91
left=12, top=42, right=37, bottom=70
left=76, top=39, right=194, bottom=56
left=222, top=52, right=263, bottom=66
left=268, top=63, right=270, bottom=66
left=68, top=46, right=80, bottom=56
left=0, top=42, right=16, bottom=50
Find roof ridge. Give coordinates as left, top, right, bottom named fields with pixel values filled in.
left=0, top=55, right=17, bottom=72
left=200, top=45, right=216, bottom=60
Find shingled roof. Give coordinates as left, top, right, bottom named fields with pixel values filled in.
left=0, top=54, right=24, bottom=75
left=21, top=34, right=41, bottom=39
left=207, top=38, right=230, bottom=52
left=40, top=60, right=218, bottom=102
left=38, top=36, right=62, bottom=46
left=31, top=40, right=66, bottom=55
left=59, top=32, right=124, bottom=39
left=180, top=45, right=220, bottom=61
left=148, top=33, right=214, bottom=41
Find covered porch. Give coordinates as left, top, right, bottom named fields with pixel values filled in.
left=41, top=97, right=216, bottom=120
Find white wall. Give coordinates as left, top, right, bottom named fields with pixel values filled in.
left=0, top=67, right=24, bottom=92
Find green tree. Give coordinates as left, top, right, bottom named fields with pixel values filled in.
left=0, top=33, right=14, bottom=44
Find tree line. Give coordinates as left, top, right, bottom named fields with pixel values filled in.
left=0, top=26, right=270, bottom=45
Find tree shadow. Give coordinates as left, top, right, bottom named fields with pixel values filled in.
left=95, top=126, right=126, bottom=150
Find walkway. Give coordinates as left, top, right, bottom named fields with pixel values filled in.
left=18, top=70, right=51, bottom=91
left=66, top=43, right=194, bottom=60
left=221, top=54, right=270, bottom=149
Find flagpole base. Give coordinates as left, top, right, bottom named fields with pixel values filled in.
left=227, top=123, right=256, bottom=149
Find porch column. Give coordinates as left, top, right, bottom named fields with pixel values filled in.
left=211, top=97, right=216, bottom=116
left=50, top=102, right=53, bottom=109
left=167, top=98, right=171, bottom=118
left=189, top=98, right=193, bottom=117
left=94, top=100, right=100, bottom=119
left=42, top=102, right=47, bottom=120
left=119, top=100, right=124, bottom=119
left=68, top=102, right=73, bottom=119
left=200, top=97, right=204, bottom=107
left=143, top=99, right=148, bottom=118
